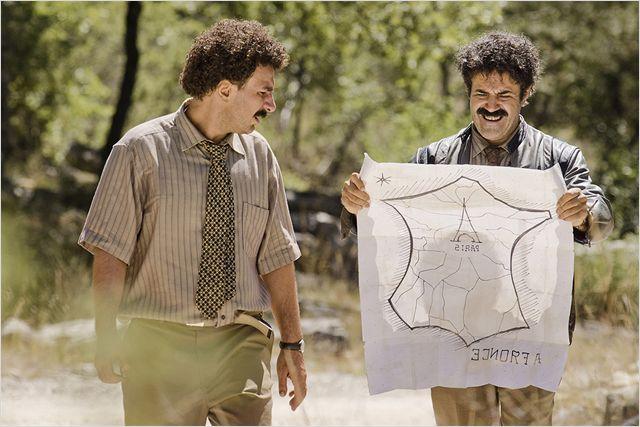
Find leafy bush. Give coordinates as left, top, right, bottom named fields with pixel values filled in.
left=1, top=206, right=93, bottom=326
left=575, top=239, right=639, bottom=328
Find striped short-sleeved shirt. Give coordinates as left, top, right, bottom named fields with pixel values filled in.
left=79, top=100, right=301, bottom=326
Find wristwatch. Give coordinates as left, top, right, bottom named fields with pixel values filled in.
left=279, top=339, right=304, bottom=353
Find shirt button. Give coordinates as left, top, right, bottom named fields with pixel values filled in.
left=221, top=315, right=226, bottom=320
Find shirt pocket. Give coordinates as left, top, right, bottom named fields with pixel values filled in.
left=242, top=202, right=270, bottom=258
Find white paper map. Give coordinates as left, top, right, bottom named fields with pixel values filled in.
left=357, top=154, right=574, bottom=394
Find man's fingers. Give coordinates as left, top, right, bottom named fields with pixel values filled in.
left=278, top=372, right=287, bottom=397
left=348, top=186, right=370, bottom=204
left=557, top=200, right=587, bottom=218
left=342, top=187, right=369, bottom=207
left=341, top=199, right=359, bottom=215
left=290, top=392, right=304, bottom=411
left=289, top=396, right=298, bottom=410
left=341, top=182, right=371, bottom=214
left=558, top=203, right=587, bottom=220
left=564, top=187, right=582, bottom=197
left=560, top=208, right=588, bottom=225
left=282, top=350, right=307, bottom=411
left=556, top=189, right=579, bottom=206
left=119, top=359, right=130, bottom=378
left=290, top=388, right=307, bottom=411
left=342, top=177, right=370, bottom=204
left=277, top=363, right=288, bottom=397
left=557, top=194, right=587, bottom=217
left=289, top=361, right=307, bottom=410
left=95, top=361, right=122, bottom=384
left=290, top=374, right=307, bottom=411
left=556, top=188, right=583, bottom=208
left=563, top=211, right=588, bottom=225
left=349, top=172, right=365, bottom=191
left=340, top=172, right=370, bottom=215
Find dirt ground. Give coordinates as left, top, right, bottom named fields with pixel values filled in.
left=0, top=321, right=636, bottom=426
left=0, top=365, right=434, bottom=426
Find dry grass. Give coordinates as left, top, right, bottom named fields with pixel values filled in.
left=295, top=272, right=639, bottom=425
left=1, top=295, right=637, bottom=426
left=574, top=238, right=638, bottom=328
left=1, top=209, right=637, bottom=425
left=555, top=321, right=639, bottom=425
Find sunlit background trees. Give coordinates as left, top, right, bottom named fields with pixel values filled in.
left=1, top=2, right=638, bottom=424
left=3, top=0, right=638, bottom=323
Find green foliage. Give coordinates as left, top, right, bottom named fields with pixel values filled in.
left=2, top=2, right=67, bottom=171
left=503, top=2, right=639, bottom=236
left=127, top=2, right=210, bottom=124
left=2, top=2, right=124, bottom=171
left=1, top=207, right=93, bottom=326
left=1, top=2, right=637, bottom=325
left=3, top=3, right=637, bottom=234
left=40, top=3, right=125, bottom=160
left=575, top=239, right=639, bottom=328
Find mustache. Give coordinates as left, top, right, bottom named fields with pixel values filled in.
left=477, top=107, right=507, bottom=118
left=254, top=110, right=268, bottom=119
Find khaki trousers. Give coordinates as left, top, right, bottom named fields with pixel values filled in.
left=121, top=318, right=273, bottom=426
left=431, top=385, right=555, bottom=426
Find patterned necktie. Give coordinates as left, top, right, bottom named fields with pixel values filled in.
left=485, top=146, right=506, bottom=166
left=195, top=142, right=236, bottom=319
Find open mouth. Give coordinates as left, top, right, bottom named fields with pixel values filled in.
left=481, top=114, right=503, bottom=122
left=253, top=110, right=268, bottom=125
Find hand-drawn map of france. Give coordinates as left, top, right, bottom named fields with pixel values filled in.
left=356, top=154, right=574, bottom=394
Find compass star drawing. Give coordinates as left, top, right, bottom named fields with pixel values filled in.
left=376, top=173, right=391, bottom=186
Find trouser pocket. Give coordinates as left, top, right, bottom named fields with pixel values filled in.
left=234, top=312, right=274, bottom=340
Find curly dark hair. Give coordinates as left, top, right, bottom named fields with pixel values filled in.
left=455, top=31, right=541, bottom=101
left=179, top=19, right=289, bottom=99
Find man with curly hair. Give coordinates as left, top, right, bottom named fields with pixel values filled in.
left=340, top=31, right=613, bottom=425
left=79, top=19, right=306, bottom=425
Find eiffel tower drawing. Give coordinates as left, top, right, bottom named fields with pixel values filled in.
left=451, top=198, right=482, bottom=243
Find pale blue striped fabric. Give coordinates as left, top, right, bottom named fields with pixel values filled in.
left=79, top=100, right=301, bottom=326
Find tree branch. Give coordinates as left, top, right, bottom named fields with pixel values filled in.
left=100, top=2, right=142, bottom=171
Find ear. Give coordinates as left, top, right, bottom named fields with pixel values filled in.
left=216, top=80, right=238, bottom=102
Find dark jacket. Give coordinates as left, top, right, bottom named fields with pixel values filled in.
left=341, top=118, right=614, bottom=341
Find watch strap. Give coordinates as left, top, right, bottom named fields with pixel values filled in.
left=279, top=339, right=304, bottom=351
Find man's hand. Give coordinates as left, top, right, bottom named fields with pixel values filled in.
left=556, top=188, right=589, bottom=230
left=276, top=349, right=307, bottom=411
left=341, top=172, right=370, bottom=214
left=262, top=263, right=306, bottom=411
left=92, top=247, right=128, bottom=384
left=95, top=332, right=127, bottom=384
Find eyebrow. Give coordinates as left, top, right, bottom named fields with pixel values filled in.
left=473, top=89, right=515, bottom=95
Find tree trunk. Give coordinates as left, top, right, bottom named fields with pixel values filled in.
left=321, top=108, right=371, bottom=185
left=100, top=1, right=142, bottom=170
